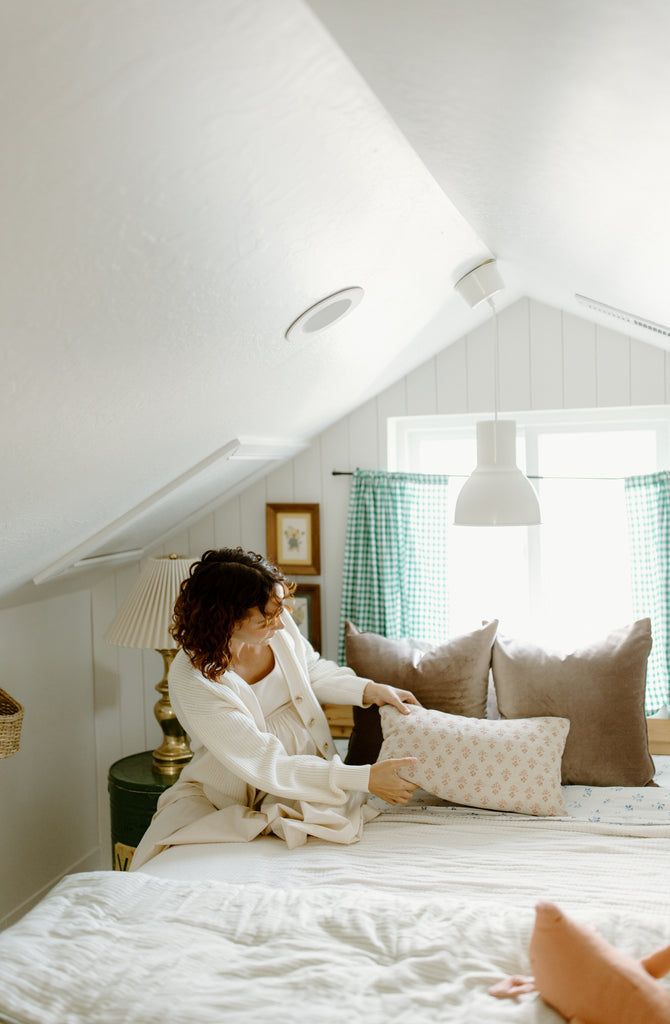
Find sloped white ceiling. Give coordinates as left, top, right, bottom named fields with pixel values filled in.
left=3, top=0, right=670, bottom=604
left=309, top=0, right=670, bottom=330
left=1, top=0, right=489, bottom=602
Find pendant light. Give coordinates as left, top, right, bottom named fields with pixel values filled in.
left=453, top=260, right=541, bottom=526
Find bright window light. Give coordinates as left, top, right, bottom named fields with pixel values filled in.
left=389, top=408, right=670, bottom=649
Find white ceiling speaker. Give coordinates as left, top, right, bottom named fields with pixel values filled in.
left=285, top=286, right=364, bottom=341
left=453, top=260, right=541, bottom=527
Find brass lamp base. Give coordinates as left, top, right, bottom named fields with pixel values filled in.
left=152, top=649, right=193, bottom=776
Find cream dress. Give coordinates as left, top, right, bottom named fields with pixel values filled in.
left=242, top=662, right=377, bottom=848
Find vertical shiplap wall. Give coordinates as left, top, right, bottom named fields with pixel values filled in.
left=0, top=591, right=100, bottom=926
left=91, top=298, right=670, bottom=860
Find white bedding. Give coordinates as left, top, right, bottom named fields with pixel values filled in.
left=138, top=808, right=670, bottom=916
left=2, top=760, right=670, bottom=1024
left=138, top=772, right=670, bottom=916
left=1, top=872, right=670, bottom=1024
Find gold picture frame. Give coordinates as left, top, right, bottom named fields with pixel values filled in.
left=266, top=503, right=320, bottom=575
left=290, top=583, right=322, bottom=652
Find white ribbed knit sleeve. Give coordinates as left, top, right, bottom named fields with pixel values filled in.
left=169, top=653, right=371, bottom=805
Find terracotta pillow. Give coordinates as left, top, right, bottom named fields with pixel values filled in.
left=344, top=620, right=498, bottom=765
left=379, top=706, right=569, bottom=816
left=492, top=619, right=654, bottom=786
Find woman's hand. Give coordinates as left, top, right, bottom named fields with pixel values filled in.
left=368, top=757, right=419, bottom=805
left=362, top=681, right=421, bottom=715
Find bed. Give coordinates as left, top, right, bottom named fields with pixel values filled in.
left=2, top=619, right=670, bottom=1024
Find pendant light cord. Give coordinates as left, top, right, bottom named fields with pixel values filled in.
left=488, top=296, right=499, bottom=461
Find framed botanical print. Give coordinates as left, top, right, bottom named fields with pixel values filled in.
left=289, top=583, right=322, bottom=652
left=266, top=503, right=320, bottom=575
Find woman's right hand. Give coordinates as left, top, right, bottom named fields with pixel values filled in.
left=368, top=757, right=419, bottom=805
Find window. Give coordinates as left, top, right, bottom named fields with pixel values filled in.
left=389, top=408, right=670, bottom=649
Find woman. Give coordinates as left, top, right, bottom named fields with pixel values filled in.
left=131, top=548, right=419, bottom=868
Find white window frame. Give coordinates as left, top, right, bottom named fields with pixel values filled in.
left=389, top=406, right=670, bottom=477
left=388, top=405, right=670, bottom=646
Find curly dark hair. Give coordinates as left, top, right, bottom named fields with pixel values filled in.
left=170, top=548, right=295, bottom=681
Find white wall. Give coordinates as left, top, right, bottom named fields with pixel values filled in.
left=3, top=297, right=670, bottom=922
left=0, top=590, right=99, bottom=927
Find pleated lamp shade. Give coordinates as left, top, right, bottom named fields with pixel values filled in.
left=454, top=420, right=541, bottom=526
left=105, top=554, right=195, bottom=650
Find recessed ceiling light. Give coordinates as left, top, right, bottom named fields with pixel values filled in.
left=285, top=286, right=364, bottom=341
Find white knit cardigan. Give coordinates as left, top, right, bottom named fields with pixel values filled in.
left=167, top=611, right=373, bottom=810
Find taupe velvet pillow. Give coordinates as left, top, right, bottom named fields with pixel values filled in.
left=491, top=619, right=654, bottom=787
left=344, top=619, right=498, bottom=765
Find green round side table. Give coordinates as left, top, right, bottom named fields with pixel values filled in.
left=108, top=751, right=175, bottom=870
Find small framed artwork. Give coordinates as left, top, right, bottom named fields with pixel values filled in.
left=290, top=583, right=322, bottom=652
left=266, top=503, right=320, bottom=575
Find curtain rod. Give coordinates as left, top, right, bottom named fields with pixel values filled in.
left=332, top=470, right=633, bottom=481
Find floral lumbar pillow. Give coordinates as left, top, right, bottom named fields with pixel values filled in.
left=378, top=705, right=569, bottom=816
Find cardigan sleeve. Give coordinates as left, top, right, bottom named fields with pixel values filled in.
left=171, top=664, right=371, bottom=804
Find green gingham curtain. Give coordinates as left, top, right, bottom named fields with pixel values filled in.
left=338, top=469, right=450, bottom=662
left=624, top=470, right=670, bottom=713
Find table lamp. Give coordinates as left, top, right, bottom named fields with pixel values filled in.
left=105, top=553, right=195, bottom=775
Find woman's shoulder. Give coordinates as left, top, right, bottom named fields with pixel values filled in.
left=169, top=649, right=232, bottom=691
left=169, top=647, right=197, bottom=681
left=169, top=649, right=250, bottom=709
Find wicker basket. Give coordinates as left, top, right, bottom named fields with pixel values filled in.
left=0, top=688, right=24, bottom=759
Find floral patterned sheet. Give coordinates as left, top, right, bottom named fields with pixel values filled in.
left=567, top=753, right=670, bottom=824
left=370, top=754, right=670, bottom=828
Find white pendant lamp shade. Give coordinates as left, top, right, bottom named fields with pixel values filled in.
left=105, top=554, right=195, bottom=650
left=452, top=258, right=541, bottom=526
left=454, top=420, right=541, bottom=526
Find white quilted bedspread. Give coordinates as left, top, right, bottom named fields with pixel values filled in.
left=1, top=869, right=670, bottom=1024
left=4, top=780, right=670, bottom=1024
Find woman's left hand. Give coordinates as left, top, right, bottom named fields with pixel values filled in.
left=362, top=682, right=421, bottom=715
